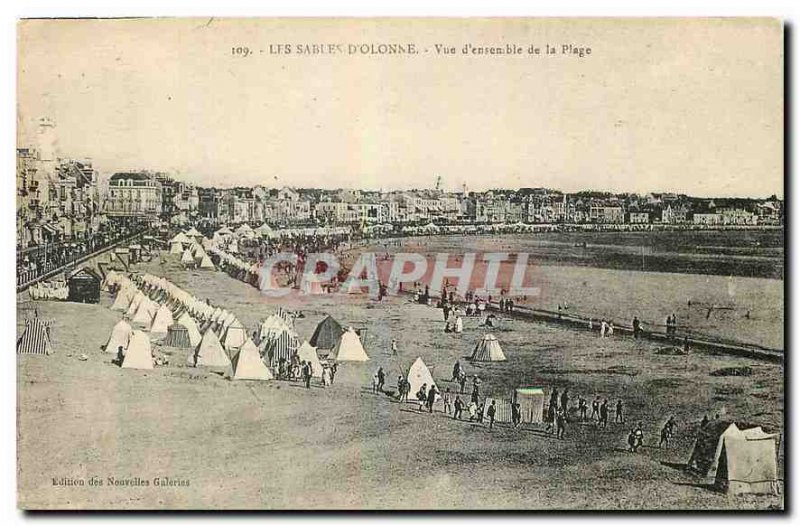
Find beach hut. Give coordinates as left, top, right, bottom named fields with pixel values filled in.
left=514, top=387, right=546, bottom=424
left=687, top=421, right=780, bottom=495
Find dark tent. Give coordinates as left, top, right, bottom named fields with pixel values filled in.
left=309, top=315, right=343, bottom=350
left=67, top=267, right=101, bottom=304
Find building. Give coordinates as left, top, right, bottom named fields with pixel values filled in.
left=589, top=205, right=625, bottom=224
left=104, top=172, right=163, bottom=218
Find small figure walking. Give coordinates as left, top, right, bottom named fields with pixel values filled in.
left=556, top=408, right=567, bottom=440
left=615, top=399, right=624, bottom=424
left=487, top=400, right=497, bottom=430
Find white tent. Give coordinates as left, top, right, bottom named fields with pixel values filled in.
left=295, top=340, right=323, bottom=377
left=169, top=241, right=184, bottom=254
left=188, top=328, right=232, bottom=368
left=131, top=298, right=157, bottom=329
left=198, top=253, right=215, bottom=270
left=185, top=226, right=202, bottom=238
left=406, top=357, right=437, bottom=401
left=222, top=319, right=247, bottom=351
left=104, top=319, right=132, bottom=354
left=231, top=339, right=273, bottom=380
left=180, top=249, right=195, bottom=267
left=125, top=291, right=145, bottom=318
left=177, top=312, right=202, bottom=347
left=121, top=331, right=153, bottom=370
left=110, top=287, right=135, bottom=312
left=170, top=232, right=192, bottom=244
left=471, top=334, right=507, bottom=362
left=329, top=327, right=369, bottom=362
left=688, top=421, right=781, bottom=495
left=150, top=305, right=174, bottom=336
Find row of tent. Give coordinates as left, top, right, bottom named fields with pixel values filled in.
left=215, top=223, right=353, bottom=241
left=103, top=271, right=370, bottom=379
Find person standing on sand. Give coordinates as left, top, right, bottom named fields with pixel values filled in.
left=487, top=400, right=497, bottom=430
left=454, top=396, right=464, bottom=420
left=391, top=339, right=398, bottom=356
left=303, top=361, right=312, bottom=389
left=599, top=399, right=609, bottom=428
left=330, top=363, right=338, bottom=384
left=511, top=402, right=521, bottom=428
left=591, top=396, right=601, bottom=422
left=578, top=397, right=588, bottom=421
left=660, top=416, right=676, bottom=449
left=377, top=367, right=385, bottom=392
left=632, top=317, right=641, bottom=339
left=443, top=388, right=452, bottom=414
left=452, top=361, right=461, bottom=381
left=459, top=372, right=467, bottom=394
left=556, top=407, right=567, bottom=439
left=615, top=400, right=624, bottom=423
left=560, top=389, right=570, bottom=421
left=632, top=423, right=644, bottom=452
left=426, top=385, right=438, bottom=413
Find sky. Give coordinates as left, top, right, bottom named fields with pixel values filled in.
left=17, top=18, right=783, bottom=197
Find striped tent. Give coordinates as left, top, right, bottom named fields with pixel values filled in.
left=261, top=328, right=299, bottom=366
left=482, top=397, right=514, bottom=424
left=514, top=387, right=545, bottom=424
left=163, top=323, right=192, bottom=348
left=17, top=318, right=53, bottom=355
left=470, top=334, right=507, bottom=362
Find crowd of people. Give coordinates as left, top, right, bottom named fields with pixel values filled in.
left=17, top=221, right=149, bottom=287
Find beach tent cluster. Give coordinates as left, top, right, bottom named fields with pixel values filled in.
left=101, top=271, right=367, bottom=381
left=206, top=246, right=262, bottom=287
left=170, top=230, right=215, bottom=270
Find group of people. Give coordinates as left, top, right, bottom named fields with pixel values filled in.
left=545, top=388, right=628, bottom=439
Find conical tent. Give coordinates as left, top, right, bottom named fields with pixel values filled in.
left=198, top=254, right=215, bottom=269
left=121, top=330, right=153, bottom=369
left=104, top=319, right=132, bottom=354
left=171, top=232, right=191, bottom=244
left=181, top=249, right=195, bottom=266
left=406, top=357, right=437, bottom=400
left=231, top=339, right=273, bottom=380
left=329, top=327, right=369, bottom=362
left=131, top=299, right=157, bottom=329
left=177, top=313, right=202, bottom=347
left=185, top=227, right=202, bottom=238
left=222, top=319, right=247, bottom=351
left=169, top=241, right=183, bottom=254
left=188, top=328, right=232, bottom=368
left=125, top=291, right=145, bottom=318
left=17, top=319, right=53, bottom=355
left=150, top=305, right=174, bottom=336
left=688, top=421, right=780, bottom=495
left=309, top=315, right=344, bottom=350
left=295, top=340, right=322, bottom=377
left=110, top=287, right=135, bottom=311
left=470, top=334, right=506, bottom=362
